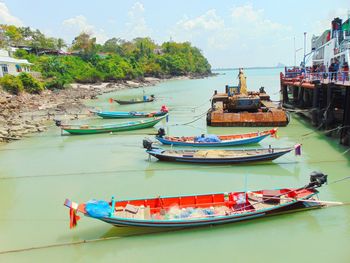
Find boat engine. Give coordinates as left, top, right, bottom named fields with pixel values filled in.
left=308, top=171, right=328, bottom=188
left=54, top=119, right=62, bottom=127
left=157, top=128, right=166, bottom=137
left=143, top=139, right=153, bottom=150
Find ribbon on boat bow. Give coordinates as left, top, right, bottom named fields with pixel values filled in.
left=65, top=199, right=81, bottom=229
left=294, top=144, right=302, bottom=156
left=270, top=128, right=278, bottom=138
left=69, top=208, right=81, bottom=229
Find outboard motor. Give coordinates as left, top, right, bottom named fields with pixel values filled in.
left=308, top=171, right=328, bottom=188
left=54, top=119, right=62, bottom=127
left=157, top=128, right=166, bottom=138
left=143, top=139, right=153, bottom=150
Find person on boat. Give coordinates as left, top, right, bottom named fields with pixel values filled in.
left=237, top=68, right=247, bottom=95
left=329, top=60, right=335, bottom=82
left=333, top=59, right=339, bottom=81
left=342, top=62, right=349, bottom=82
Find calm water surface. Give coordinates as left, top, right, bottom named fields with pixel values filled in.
left=0, top=68, right=349, bottom=262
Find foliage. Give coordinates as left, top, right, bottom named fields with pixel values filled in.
left=0, top=74, right=24, bottom=94
left=0, top=25, right=211, bottom=88
left=18, top=72, right=44, bottom=94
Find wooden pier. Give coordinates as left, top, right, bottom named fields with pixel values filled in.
left=280, top=72, right=350, bottom=146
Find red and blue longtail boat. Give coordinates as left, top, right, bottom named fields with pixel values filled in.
left=155, top=128, right=278, bottom=147
left=143, top=139, right=301, bottom=164
left=64, top=172, right=327, bottom=228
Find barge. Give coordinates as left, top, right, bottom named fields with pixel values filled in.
left=207, top=69, right=289, bottom=127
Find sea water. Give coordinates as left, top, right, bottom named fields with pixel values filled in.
left=0, top=68, right=349, bottom=262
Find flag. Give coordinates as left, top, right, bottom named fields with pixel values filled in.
left=109, top=98, right=113, bottom=103
left=270, top=128, right=278, bottom=138
left=69, top=208, right=81, bottom=229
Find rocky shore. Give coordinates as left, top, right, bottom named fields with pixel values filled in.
left=0, top=75, right=199, bottom=142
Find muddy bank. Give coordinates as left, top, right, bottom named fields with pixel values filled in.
left=0, top=75, right=203, bottom=142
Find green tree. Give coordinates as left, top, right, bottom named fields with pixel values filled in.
left=0, top=74, right=24, bottom=94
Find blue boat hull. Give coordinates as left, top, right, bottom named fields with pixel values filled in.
left=156, top=134, right=269, bottom=147
left=96, top=111, right=167, bottom=119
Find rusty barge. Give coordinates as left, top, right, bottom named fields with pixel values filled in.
left=207, top=69, right=289, bottom=127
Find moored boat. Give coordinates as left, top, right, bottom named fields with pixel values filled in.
left=155, top=128, right=278, bottom=147
left=56, top=115, right=167, bottom=135
left=64, top=172, right=328, bottom=228
left=93, top=105, right=168, bottom=119
left=143, top=139, right=300, bottom=164
left=114, top=95, right=155, bottom=105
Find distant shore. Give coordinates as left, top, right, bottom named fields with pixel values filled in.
left=0, top=73, right=213, bottom=143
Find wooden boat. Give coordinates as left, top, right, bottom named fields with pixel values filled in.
left=64, top=172, right=328, bottom=228
left=114, top=95, right=155, bottom=105
left=143, top=140, right=300, bottom=164
left=56, top=115, right=167, bottom=135
left=155, top=128, right=277, bottom=147
left=93, top=106, right=168, bottom=119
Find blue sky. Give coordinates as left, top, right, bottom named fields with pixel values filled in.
left=0, top=0, right=349, bottom=67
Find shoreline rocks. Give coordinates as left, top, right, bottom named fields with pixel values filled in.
left=0, top=74, right=212, bottom=143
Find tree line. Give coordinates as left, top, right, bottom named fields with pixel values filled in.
left=0, top=25, right=211, bottom=93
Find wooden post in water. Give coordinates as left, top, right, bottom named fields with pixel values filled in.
left=340, top=87, right=350, bottom=146
left=325, top=83, right=335, bottom=132
left=312, top=84, right=320, bottom=126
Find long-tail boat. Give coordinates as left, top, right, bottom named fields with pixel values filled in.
left=114, top=95, right=155, bottom=105
left=64, top=172, right=328, bottom=228
left=56, top=115, right=167, bottom=135
left=93, top=106, right=168, bottom=119
left=155, top=128, right=277, bottom=147
left=143, top=139, right=300, bottom=164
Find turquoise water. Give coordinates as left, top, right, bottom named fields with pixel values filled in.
left=0, top=68, right=349, bottom=262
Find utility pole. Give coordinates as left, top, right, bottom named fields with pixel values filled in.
left=303, top=32, right=307, bottom=70
left=294, top=36, right=302, bottom=67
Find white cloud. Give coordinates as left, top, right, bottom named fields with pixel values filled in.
left=312, top=8, right=349, bottom=36
left=62, top=15, right=108, bottom=43
left=170, top=4, right=293, bottom=67
left=0, top=2, right=23, bottom=26
left=177, top=9, right=224, bottom=31
left=230, top=4, right=286, bottom=36
left=124, top=2, right=152, bottom=38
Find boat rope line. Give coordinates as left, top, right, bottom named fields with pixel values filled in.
left=0, top=228, right=183, bottom=255
left=0, top=159, right=348, bottom=181
left=169, top=110, right=208, bottom=126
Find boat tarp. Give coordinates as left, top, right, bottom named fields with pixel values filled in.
left=194, top=134, right=221, bottom=143
left=85, top=199, right=111, bottom=218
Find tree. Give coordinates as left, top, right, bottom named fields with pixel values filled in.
left=56, top=38, right=66, bottom=50
left=71, top=32, right=97, bottom=60
left=4, top=25, right=22, bottom=46
left=102, top=37, right=123, bottom=53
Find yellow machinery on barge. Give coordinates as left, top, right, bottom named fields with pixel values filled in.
left=207, top=69, right=289, bottom=127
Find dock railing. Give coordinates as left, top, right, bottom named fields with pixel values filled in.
left=283, top=67, right=350, bottom=86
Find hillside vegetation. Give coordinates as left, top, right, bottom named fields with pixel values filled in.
left=0, top=25, right=211, bottom=92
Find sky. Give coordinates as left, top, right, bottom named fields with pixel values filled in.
left=0, top=0, right=349, bottom=68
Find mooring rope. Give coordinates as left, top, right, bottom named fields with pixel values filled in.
left=0, top=159, right=349, bottom=181
left=0, top=228, right=182, bottom=255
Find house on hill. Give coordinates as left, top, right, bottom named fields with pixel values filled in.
left=0, top=49, right=31, bottom=77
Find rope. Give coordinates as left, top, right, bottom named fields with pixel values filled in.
left=169, top=110, right=208, bottom=126
left=0, top=159, right=348, bottom=181
left=0, top=228, right=181, bottom=255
